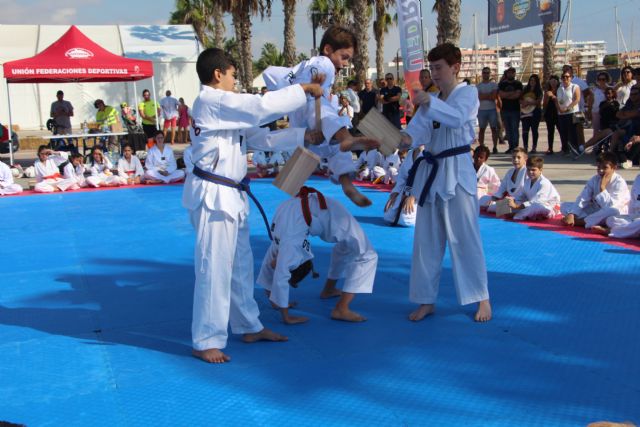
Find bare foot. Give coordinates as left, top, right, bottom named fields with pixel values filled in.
left=408, top=304, right=435, bottom=322
left=474, top=300, right=492, bottom=322
left=242, top=328, right=288, bottom=343
left=192, top=348, right=231, bottom=363
left=590, top=225, right=610, bottom=235
left=344, top=185, right=372, bottom=207
left=320, top=288, right=342, bottom=299
left=331, top=308, right=366, bottom=322
left=283, top=315, right=309, bottom=325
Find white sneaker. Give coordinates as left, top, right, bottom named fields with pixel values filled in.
left=621, top=160, right=633, bottom=169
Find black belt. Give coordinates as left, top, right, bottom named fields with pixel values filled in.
left=405, top=145, right=471, bottom=207
left=192, top=166, right=273, bottom=240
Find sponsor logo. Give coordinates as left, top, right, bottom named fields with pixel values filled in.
left=64, top=48, right=94, bottom=59
left=512, top=0, right=531, bottom=20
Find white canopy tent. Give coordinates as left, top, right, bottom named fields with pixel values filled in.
left=0, top=24, right=201, bottom=132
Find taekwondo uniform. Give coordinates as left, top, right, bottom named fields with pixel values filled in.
left=257, top=188, right=377, bottom=309
left=356, top=149, right=385, bottom=181
left=34, top=153, right=75, bottom=193
left=144, top=144, right=185, bottom=184
left=383, top=148, right=422, bottom=227
left=62, top=161, right=87, bottom=189
left=263, top=57, right=355, bottom=183
left=182, top=84, right=308, bottom=351
left=0, top=161, right=23, bottom=195
left=606, top=174, right=640, bottom=238
left=117, top=155, right=145, bottom=183
left=182, top=146, right=194, bottom=174
left=476, top=163, right=501, bottom=208
left=87, top=157, right=124, bottom=187
left=486, top=166, right=527, bottom=213
left=512, top=174, right=561, bottom=220
left=403, top=82, right=489, bottom=306
left=561, top=173, right=630, bottom=228
left=383, top=150, right=401, bottom=185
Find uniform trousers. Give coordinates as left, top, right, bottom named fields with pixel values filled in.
left=410, top=185, right=489, bottom=306
left=190, top=206, right=263, bottom=350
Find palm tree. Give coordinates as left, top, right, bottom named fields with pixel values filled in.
left=282, top=0, right=298, bottom=66
left=351, top=0, right=371, bottom=84
left=254, top=42, right=286, bottom=74
left=432, top=0, right=461, bottom=46
left=309, top=0, right=351, bottom=30
left=542, top=22, right=556, bottom=84
left=213, top=2, right=226, bottom=48
left=373, top=0, right=395, bottom=79
left=170, top=0, right=215, bottom=47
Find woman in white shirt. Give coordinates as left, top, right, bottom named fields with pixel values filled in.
left=555, top=71, right=581, bottom=155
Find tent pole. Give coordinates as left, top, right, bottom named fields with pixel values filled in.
left=151, top=76, right=159, bottom=130
left=5, top=80, right=14, bottom=165
left=133, top=81, right=139, bottom=118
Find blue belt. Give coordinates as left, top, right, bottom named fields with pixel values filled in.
left=192, top=166, right=273, bottom=240
left=405, top=145, right=471, bottom=207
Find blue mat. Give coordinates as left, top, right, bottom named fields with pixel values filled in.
left=1, top=178, right=639, bottom=426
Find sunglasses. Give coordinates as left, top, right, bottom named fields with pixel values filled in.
left=562, top=75, right=571, bottom=78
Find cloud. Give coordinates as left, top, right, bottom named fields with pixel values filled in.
left=0, top=0, right=96, bottom=24
left=51, top=8, right=78, bottom=24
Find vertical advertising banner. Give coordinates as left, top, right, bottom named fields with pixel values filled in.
left=396, top=0, right=424, bottom=98
left=488, top=0, right=561, bottom=35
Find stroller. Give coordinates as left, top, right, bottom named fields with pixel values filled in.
left=120, top=104, right=147, bottom=152
left=46, top=119, right=78, bottom=154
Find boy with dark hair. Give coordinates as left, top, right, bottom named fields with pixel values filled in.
left=474, top=144, right=501, bottom=208
left=257, top=187, right=377, bottom=324
left=182, top=47, right=324, bottom=363
left=485, top=147, right=528, bottom=214
left=400, top=43, right=492, bottom=323
left=506, top=156, right=560, bottom=221
left=562, top=152, right=630, bottom=229
left=263, top=26, right=380, bottom=207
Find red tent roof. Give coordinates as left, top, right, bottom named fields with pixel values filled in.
left=3, top=25, right=154, bottom=83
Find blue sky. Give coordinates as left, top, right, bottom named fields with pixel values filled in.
left=1, top=0, right=639, bottom=65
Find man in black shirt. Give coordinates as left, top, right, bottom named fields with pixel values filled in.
left=358, top=78, right=378, bottom=119
left=498, top=67, right=523, bottom=153
left=379, top=73, right=402, bottom=129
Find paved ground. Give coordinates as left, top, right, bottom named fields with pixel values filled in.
left=2, top=123, right=639, bottom=201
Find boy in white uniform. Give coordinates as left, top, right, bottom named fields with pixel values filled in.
left=263, top=26, right=379, bottom=207
left=383, top=149, right=401, bottom=185
left=257, top=186, right=377, bottom=324
left=144, top=131, right=186, bottom=184
left=562, top=153, right=630, bottom=229
left=506, top=156, right=561, bottom=221
left=0, top=160, right=23, bottom=195
left=400, top=44, right=492, bottom=323
left=485, top=147, right=527, bottom=213
left=606, top=173, right=640, bottom=238
left=182, top=47, right=324, bottom=364
left=383, top=147, right=424, bottom=227
left=356, top=149, right=385, bottom=182
left=474, top=145, right=501, bottom=208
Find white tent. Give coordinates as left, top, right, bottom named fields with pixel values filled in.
left=0, top=24, right=201, bottom=131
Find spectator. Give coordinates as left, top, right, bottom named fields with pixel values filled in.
left=608, top=87, right=640, bottom=167
left=584, top=87, right=620, bottom=152
left=562, top=64, right=590, bottom=150
left=138, top=89, right=161, bottom=139
left=344, top=80, right=361, bottom=117
left=358, top=78, right=378, bottom=118
left=419, top=68, right=438, bottom=93
left=94, top=99, right=121, bottom=151
left=177, top=97, right=191, bottom=144
left=143, top=130, right=185, bottom=184
left=160, top=90, right=180, bottom=144
left=378, top=73, right=402, bottom=129
left=633, top=67, right=640, bottom=89
left=498, top=67, right=523, bottom=153
left=520, top=74, right=543, bottom=153
left=120, top=102, right=137, bottom=126
left=556, top=69, right=581, bottom=156
left=338, top=95, right=354, bottom=122
left=476, top=66, right=499, bottom=154
left=589, top=71, right=611, bottom=134
left=376, top=77, right=387, bottom=112
left=542, top=75, right=560, bottom=155
left=616, top=65, right=636, bottom=107
left=50, top=90, right=74, bottom=135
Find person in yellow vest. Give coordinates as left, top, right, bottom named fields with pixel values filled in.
left=138, top=89, right=161, bottom=139
left=94, top=99, right=121, bottom=151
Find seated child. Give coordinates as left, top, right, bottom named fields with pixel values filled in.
left=474, top=145, right=501, bottom=208
left=355, top=148, right=386, bottom=182
left=506, top=156, right=561, bottom=221
left=383, top=146, right=423, bottom=227
left=561, top=152, right=630, bottom=229
left=252, top=150, right=279, bottom=178
left=606, top=173, right=640, bottom=238
left=382, top=149, right=401, bottom=185
left=263, top=26, right=380, bottom=207
left=0, top=160, right=23, bottom=195
left=117, top=143, right=145, bottom=185
left=486, top=147, right=527, bottom=213
left=144, top=130, right=186, bottom=184
left=257, top=186, right=377, bottom=324
left=61, top=152, right=88, bottom=189
left=33, top=146, right=76, bottom=193
left=87, top=146, right=125, bottom=187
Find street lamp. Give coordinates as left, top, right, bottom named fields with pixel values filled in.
left=395, top=48, right=401, bottom=82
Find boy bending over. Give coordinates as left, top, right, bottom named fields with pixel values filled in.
left=562, top=152, right=630, bottom=230
left=506, top=156, right=560, bottom=221
left=257, top=186, right=377, bottom=324
left=182, top=48, right=323, bottom=363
